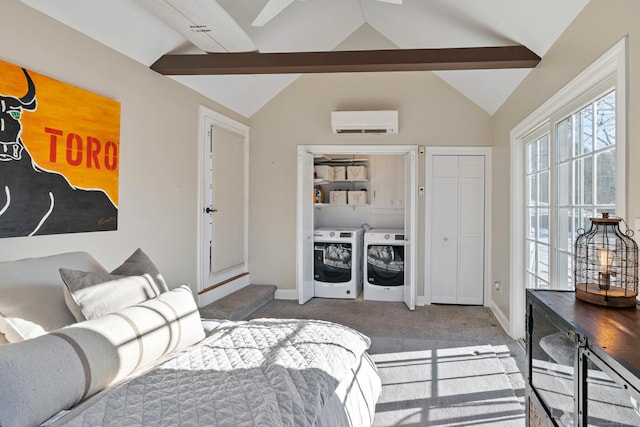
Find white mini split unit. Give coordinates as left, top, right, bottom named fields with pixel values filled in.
left=331, top=110, right=398, bottom=134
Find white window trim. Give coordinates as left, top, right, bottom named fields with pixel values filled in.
left=509, top=38, right=627, bottom=339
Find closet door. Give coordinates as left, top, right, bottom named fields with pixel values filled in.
left=457, top=156, right=485, bottom=305
left=297, top=150, right=315, bottom=304
left=430, top=156, right=459, bottom=304
left=429, top=155, right=485, bottom=305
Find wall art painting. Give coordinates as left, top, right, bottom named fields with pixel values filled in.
left=0, top=60, right=120, bottom=238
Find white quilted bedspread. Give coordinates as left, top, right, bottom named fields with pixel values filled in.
left=56, top=318, right=372, bottom=427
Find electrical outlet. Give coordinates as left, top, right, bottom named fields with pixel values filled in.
left=494, top=281, right=504, bottom=294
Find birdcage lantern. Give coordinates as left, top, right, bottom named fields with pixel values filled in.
left=574, top=213, right=638, bottom=308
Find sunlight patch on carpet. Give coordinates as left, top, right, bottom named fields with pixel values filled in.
left=371, top=344, right=524, bottom=426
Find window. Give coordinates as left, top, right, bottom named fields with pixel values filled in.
left=510, top=38, right=626, bottom=339
left=525, top=88, right=618, bottom=291
left=525, top=133, right=550, bottom=289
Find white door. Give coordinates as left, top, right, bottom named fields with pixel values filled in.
left=199, top=107, right=249, bottom=297
left=297, top=149, right=315, bottom=304
left=430, top=156, right=459, bottom=304
left=430, top=155, right=485, bottom=305
left=457, top=156, right=485, bottom=304
left=403, top=151, right=416, bottom=310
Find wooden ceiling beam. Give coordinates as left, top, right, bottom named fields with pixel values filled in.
left=150, top=45, right=540, bottom=75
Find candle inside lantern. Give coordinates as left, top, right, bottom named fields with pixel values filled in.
left=597, top=248, right=614, bottom=290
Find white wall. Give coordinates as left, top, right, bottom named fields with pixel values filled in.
left=0, top=2, right=248, bottom=294
left=491, top=0, right=640, bottom=320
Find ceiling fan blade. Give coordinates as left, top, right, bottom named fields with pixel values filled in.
left=134, top=0, right=256, bottom=52
left=252, top=0, right=296, bottom=27
left=377, top=0, right=403, bottom=4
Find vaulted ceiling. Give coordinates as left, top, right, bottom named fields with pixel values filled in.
left=20, top=0, right=590, bottom=118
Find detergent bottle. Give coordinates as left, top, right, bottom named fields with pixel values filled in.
left=314, top=186, right=324, bottom=203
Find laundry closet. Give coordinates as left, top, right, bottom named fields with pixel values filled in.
left=296, top=145, right=417, bottom=310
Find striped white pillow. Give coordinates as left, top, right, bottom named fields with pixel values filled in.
left=0, top=284, right=204, bottom=427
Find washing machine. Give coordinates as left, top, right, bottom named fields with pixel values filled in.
left=364, top=229, right=405, bottom=302
left=314, top=227, right=363, bottom=299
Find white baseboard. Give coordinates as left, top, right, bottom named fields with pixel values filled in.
left=488, top=300, right=512, bottom=338
left=275, top=289, right=297, bottom=300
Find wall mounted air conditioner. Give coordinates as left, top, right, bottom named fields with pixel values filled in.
left=331, top=110, right=398, bottom=134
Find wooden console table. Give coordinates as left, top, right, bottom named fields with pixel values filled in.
left=526, top=289, right=640, bottom=426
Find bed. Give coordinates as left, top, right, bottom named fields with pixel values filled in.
left=0, top=250, right=381, bottom=427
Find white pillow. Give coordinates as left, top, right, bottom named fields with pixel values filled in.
left=60, top=271, right=164, bottom=322
left=60, top=248, right=169, bottom=322
left=0, top=284, right=204, bottom=427
left=0, top=252, right=107, bottom=343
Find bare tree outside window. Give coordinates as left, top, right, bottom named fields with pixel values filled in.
left=525, top=89, right=616, bottom=290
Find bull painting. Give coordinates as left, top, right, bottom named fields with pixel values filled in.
left=0, top=68, right=118, bottom=237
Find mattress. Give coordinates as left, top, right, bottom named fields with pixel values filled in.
left=50, top=318, right=381, bottom=426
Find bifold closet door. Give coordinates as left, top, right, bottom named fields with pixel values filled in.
left=430, top=155, right=485, bottom=305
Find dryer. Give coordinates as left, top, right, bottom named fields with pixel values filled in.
left=314, top=227, right=363, bottom=299
left=364, top=229, right=405, bottom=302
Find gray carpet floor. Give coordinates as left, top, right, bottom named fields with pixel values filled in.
left=249, top=298, right=526, bottom=426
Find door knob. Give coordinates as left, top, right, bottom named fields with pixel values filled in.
left=205, top=207, right=218, bottom=214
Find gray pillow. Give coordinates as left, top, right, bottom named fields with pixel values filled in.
left=0, top=252, right=108, bottom=343
left=110, top=248, right=169, bottom=293
left=0, top=332, right=87, bottom=427
left=0, top=285, right=204, bottom=427
left=60, top=248, right=169, bottom=322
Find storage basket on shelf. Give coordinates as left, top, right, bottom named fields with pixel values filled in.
left=329, top=190, right=347, bottom=205
left=347, top=165, right=367, bottom=181
left=314, top=165, right=334, bottom=182
left=348, top=190, right=367, bottom=205
left=333, top=166, right=346, bottom=181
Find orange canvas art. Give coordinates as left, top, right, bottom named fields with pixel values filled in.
left=0, top=60, right=120, bottom=237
